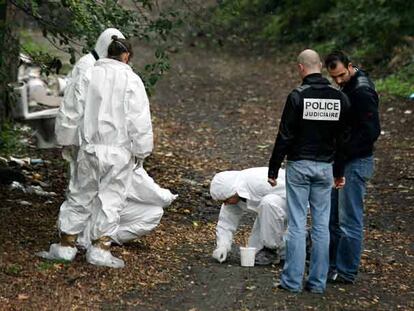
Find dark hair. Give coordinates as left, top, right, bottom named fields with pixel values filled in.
left=324, top=50, right=351, bottom=70
left=107, top=35, right=133, bottom=60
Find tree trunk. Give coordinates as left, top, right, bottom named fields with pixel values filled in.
left=0, top=0, right=19, bottom=126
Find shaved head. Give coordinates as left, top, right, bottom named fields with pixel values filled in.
left=297, top=49, right=322, bottom=70
left=296, top=49, right=322, bottom=78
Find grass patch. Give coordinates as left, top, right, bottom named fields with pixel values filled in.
left=37, top=259, right=71, bottom=271
left=376, top=63, right=414, bottom=98
left=0, top=122, right=27, bottom=157
left=4, top=264, right=23, bottom=276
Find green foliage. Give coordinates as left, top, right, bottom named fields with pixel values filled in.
left=209, top=0, right=414, bottom=63
left=376, top=63, right=414, bottom=98
left=4, top=264, right=23, bottom=276
left=142, top=47, right=171, bottom=96
left=9, top=0, right=181, bottom=91
left=19, top=30, right=57, bottom=75
left=0, top=121, right=26, bottom=156
left=36, top=260, right=70, bottom=271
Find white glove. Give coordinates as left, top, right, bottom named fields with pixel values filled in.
left=212, top=246, right=228, bottom=263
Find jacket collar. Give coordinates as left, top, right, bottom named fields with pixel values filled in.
left=342, top=67, right=363, bottom=92
left=302, top=73, right=330, bottom=85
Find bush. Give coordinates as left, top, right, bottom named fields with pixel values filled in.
left=376, top=63, right=414, bottom=98
left=208, top=0, right=414, bottom=63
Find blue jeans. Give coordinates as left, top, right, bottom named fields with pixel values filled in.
left=280, top=160, right=333, bottom=293
left=329, top=156, right=374, bottom=282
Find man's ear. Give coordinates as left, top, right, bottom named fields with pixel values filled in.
left=347, top=62, right=353, bottom=71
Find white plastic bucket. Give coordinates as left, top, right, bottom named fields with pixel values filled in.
left=240, top=247, right=256, bottom=267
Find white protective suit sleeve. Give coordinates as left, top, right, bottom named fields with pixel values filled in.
left=126, top=77, right=153, bottom=159
left=55, top=57, right=92, bottom=146
left=215, top=203, right=243, bottom=251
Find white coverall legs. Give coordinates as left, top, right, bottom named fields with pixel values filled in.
left=214, top=194, right=287, bottom=263
left=59, top=145, right=133, bottom=239
left=77, top=166, right=175, bottom=248
left=38, top=146, right=133, bottom=265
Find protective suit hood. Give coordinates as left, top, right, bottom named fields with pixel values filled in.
left=94, top=28, right=125, bottom=58
left=210, top=171, right=240, bottom=201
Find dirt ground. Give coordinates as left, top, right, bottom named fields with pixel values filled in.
left=0, top=41, right=413, bottom=310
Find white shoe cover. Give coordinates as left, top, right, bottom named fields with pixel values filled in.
left=86, top=246, right=125, bottom=268
left=36, top=243, right=77, bottom=261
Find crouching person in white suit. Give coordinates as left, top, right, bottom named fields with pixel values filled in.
left=77, top=166, right=177, bottom=249
left=210, top=167, right=287, bottom=265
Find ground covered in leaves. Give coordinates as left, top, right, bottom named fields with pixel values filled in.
left=0, top=44, right=413, bottom=310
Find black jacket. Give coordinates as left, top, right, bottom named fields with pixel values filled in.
left=341, top=68, right=380, bottom=162
left=268, top=73, right=350, bottom=179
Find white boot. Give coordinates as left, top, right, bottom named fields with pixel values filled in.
left=36, top=243, right=77, bottom=261
left=86, top=246, right=125, bottom=268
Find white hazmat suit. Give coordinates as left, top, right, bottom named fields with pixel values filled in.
left=63, top=57, right=153, bottom=268
left=38, top=29, right=127, bottom=265
left=55, top=28, right=125, bottom=146
left=39, top=54, right=158, bottom=268
left=210, top=167, right=287, bottom=264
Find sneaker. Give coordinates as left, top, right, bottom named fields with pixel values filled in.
left=36, top=243, right=77, bottom=261
left=255, top=247, right=280, bottom=266
left=274, top=281, right=301, bottom=293
left=327, top=272, right=354, bottom=284
left=304, top=284, right=324, bottom=294
left=86, top=246, right=125, bottom=268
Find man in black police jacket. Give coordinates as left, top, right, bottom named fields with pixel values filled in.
left=325, top=50, right=380, bottom=284
left=268, top=49, right=350, bottom=294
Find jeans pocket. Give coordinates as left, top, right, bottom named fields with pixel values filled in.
left=287, top=161, right=305, bottom=183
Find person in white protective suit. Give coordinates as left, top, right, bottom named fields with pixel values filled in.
left=77, top=166, right=178, bottom=249
left=55, top=28, right=125, bottom=156
left=38, top=36, right=170, bottom=268
left=210, top=167, right=287, bottom=265
left=54, top=28, right=126, bottom=216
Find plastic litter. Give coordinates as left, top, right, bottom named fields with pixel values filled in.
left=10, top=181, right=26, bottom=191
left=26, top=185, right=56, bottom=197
left=19, top=200, right=32, bottom=206
left=9, top=156, right=45, bottom=166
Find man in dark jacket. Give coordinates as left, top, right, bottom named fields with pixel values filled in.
left=325, top=50, right=380, bottom=284
left=268, top=49, right=350, bottom=294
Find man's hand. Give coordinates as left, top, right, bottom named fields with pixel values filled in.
left=268, top=177, right=277, bottom=187
left=334, top=177, right=346, bottom=189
